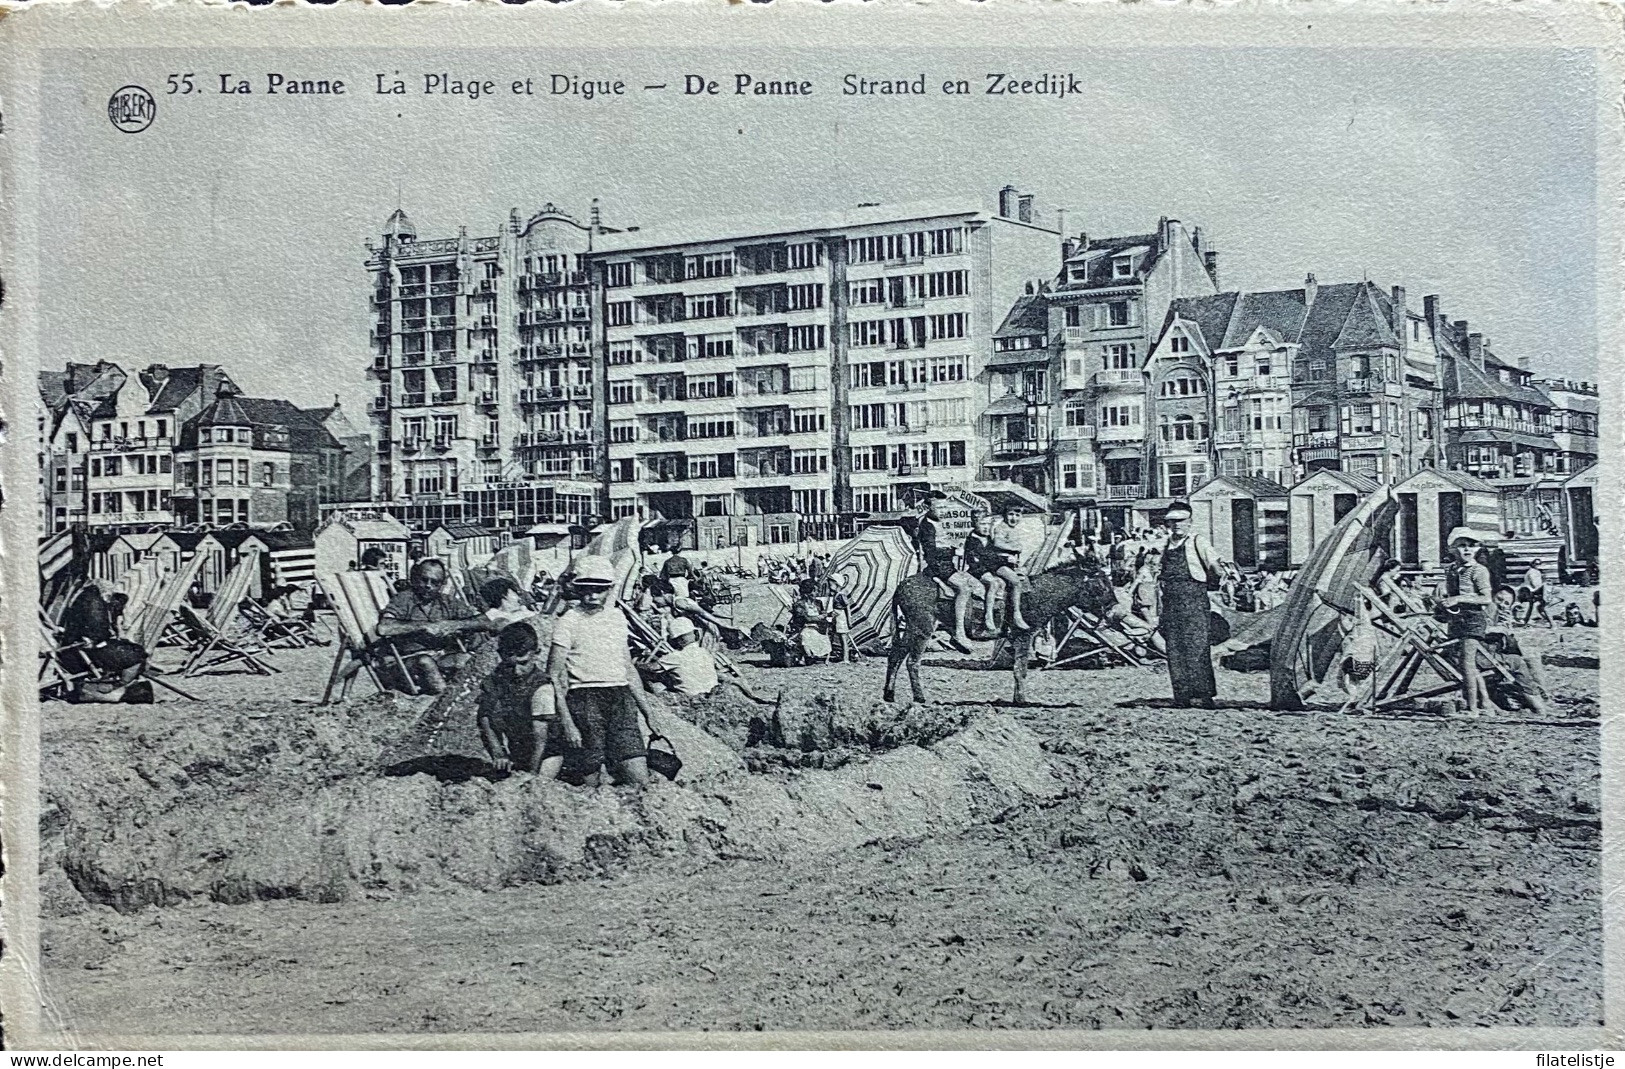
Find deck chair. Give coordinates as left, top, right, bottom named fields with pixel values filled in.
left=1336, top=584, right=1515, bottom=715
left=319, top=570, right=421, bottom=703
left=1041, top=606, right=1150, bottom=671
left=622, top=599, right=751, bottom=689
left=175, top=604, right=276, bottom=677
left=127, top=550, right=209, bottom=654
left=40, top=605, right=196, bottom=701
left=239, top=599, right=324, bottom=649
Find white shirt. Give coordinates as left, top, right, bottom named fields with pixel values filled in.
left=551, top=604, right=631, bottom=688
left=658, top=643, right=718, bottom=696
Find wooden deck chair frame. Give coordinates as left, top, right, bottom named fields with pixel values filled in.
left=319, top=571, right=421, bottom=703
left=177, top=605, right=276, bottom=677
left=129, top=550, right=209, bottom=654
left=239, top=599, right=322, bottom=649
left=1041, top=607, right=1147, bottom=671
left=39, top=606, right=197, bottom=702
left=1335, top=585, right=1516, bottom=716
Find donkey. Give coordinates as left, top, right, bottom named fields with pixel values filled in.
left=882, top=557, right=1118, bottom=708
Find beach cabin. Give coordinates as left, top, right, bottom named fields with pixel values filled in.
left=225, top=529, right=315, bottom=596
left=95, top=531, right=162, bottom=585
left=1391, top=468, right=1501, bottom=571
left=314, top=510, right=412, bottom=584
left=425, top=523, right=498, bottom=572
left=151, top=530, right=209, bottom=579
left=1287, top=470, right=1379, bottom=567
left=1189, top=476, right=1290, bottom=571
left=1561, top=465, right=1599, bottom=575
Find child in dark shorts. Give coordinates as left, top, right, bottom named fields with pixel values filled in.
left=477, top=623, right=565, bottom=777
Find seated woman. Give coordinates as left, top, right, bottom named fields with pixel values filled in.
left=58, top=581, right=150, bottom=703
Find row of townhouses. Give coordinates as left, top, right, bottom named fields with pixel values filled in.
left=360, top=188, right=1596, bottom=546
left=38, top=362, right=372, bottom=535
left=42, top=186, right=1598, bottom=549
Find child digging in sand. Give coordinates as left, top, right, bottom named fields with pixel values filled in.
left=477, top=623, right=566, bottom=778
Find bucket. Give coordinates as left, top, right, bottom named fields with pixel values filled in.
left=646, top=733, right=683, bottom=781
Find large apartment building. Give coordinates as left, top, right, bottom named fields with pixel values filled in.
left=589, top=188, right=1058, bottom=547
left=364, top=203, right=611, bottom=532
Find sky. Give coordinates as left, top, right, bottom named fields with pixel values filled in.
left=39, top=46, right=1598, bottom=420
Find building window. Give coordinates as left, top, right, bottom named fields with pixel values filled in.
left=1170, top=334, right=1191, bottom=353
left=1105, top=344, right=1135, bottom=370
left=1108, top=301, right=1131, bottom=327
left=607, top=301, right=633, bottom=327
left=605, top=262, right=633, bottom=288
left=1064, top=306, right=1082, bottom=328
left=1160, top=373, right=1204, bottom=397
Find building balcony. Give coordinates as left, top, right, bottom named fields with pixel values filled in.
left=401, top=352, right=426, bottom=367
left=1103, top=484, right=1140, bottom=501
left=1447, top=415, right=1553, bottom=437
left=1215, top=430, right=1246, bottom=446
left=431, top=391, right=459, bottom=405
left=1159, top=438, right=1210, bottom=456
left=430, top=316, right=457, bottom=331
left=400, top=440, right=422, bottom=454
left=475, top=349, right=498, bottom=365
left=89, top=435, right=174, bottom=453
left=473, top=315, right=496, bottom=330
left=518, top=387, right=568, bottom=404
left=399, top=284, right=427, bottom=299
left=477, top=278, right=496, bottom=294
left=398, top=392, right=428, bottom=408
left=372, top=396, right=391, bottom=411
left=1344, top=376, right=1402, bottom=397
left=992, top=437, right=1047, bottom=457
left=569, top=307, right=591, bottom=322
left=403, top=319, right=428, bottom=333
left=432, top=350, right=457, bottom=365
left=1055, top=424, right=1096, bottom=441
left=1095, top=369, right=1141, bottom=386
left=1293, top=431, right=1340, bottom=449
left=430, top=281, right=458, bottom=296
left=477, top=391, right=498, bottom=406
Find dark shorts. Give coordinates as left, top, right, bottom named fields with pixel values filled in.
left=1517, top=587, right=1544, bottom=604
left=925, top=555, right=958, bottom=583
left=566, top=686, right=646, bottom=768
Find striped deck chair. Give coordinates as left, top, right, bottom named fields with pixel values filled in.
left=319, top=570, right=421, bottom=703
left=175, top=551, right=276, bottom=677
left=128, top=549, right=209, bottom=654
left=175, top=604, right=276, bottom=677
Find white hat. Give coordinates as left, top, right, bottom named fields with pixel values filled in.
left=571, top=554, right=617, bottom=585
left=667, top=616, right=698, bottom=639
left=1446, top=526, right=1485, bottom=547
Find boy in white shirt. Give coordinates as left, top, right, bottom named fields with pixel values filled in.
left=547, top=555, right=662, bottom=786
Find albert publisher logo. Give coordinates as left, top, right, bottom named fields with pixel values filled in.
left=107, top=85, right=155, bottom=133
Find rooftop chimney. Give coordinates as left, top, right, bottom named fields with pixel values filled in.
left=591, top=197, right=602, bottom=229
left=1467, top=333, right=1487, bottom=368
left=1204, top=250, right=1219, bottom=288
left=1017, top=194, right=1034, bottom=224
left=1304, top=273, right=1318, bottom=307
left=1423, top=294, right=1442, bottom=329
left=1061, top=237, right=1078, bottom=263
left=509, top=208, right=521, bottom=234
left=1161, top=217, right=1180, bottom=249
left=1390, top=285, right=1407, bottom=346
left=998, top=185, right=1019, bottom=219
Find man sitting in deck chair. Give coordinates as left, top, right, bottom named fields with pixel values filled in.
left=376, top=558, right=497, bottom=694
left=58, top=580, right=151, bottom=703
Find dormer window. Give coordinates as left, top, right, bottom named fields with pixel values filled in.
left=1070, top=266, right=1088, bottom=283
left=1113, top=256, right=1133, bottom=278
left=1170, top=334, right=1191, bottom=354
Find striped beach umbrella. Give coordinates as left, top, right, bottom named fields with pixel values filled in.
left=1269, top=485, right=1399, bottom=710
left=827, top=525, right=919, bottom=652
